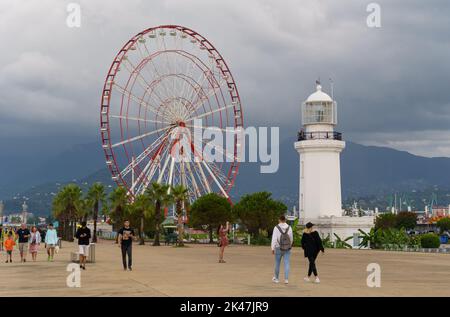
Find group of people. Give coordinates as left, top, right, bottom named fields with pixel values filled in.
left=2, top=217, right=323, bottom=284
left=1, top=223, right=59, bottom=263
left=217, top=215, right=324, bottom=285
left=271, top=216, right=324, bottom=284
left=0, top=219, right=136, bottom=272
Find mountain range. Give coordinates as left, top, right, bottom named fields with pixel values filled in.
left=2, top=136, right=450, bottom=216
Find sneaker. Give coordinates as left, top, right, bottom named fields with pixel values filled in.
left=314, top=277, right=320, bottom=284
left=284, top=280, right=289, bottom=284
left=47, top=256, right=51, bottom=262
left=272, top=277, right=279, bottom=284
left=82, top=265, right=86, bottom=270
left=304, top=277, right=310, bottom=282
left=9, top=259, right=12, bottom=263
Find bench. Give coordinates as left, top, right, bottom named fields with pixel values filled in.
left=70, top=243, right=96, bottom=263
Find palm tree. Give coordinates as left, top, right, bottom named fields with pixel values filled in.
left=87, top=182, right=106, bottom=243
left=52, top=184, right=83, bottom=241
left=145, top=182, right=172, bottom=246
left=131, top=194, right=154, bottom=245
left=78, top=198, right=91, bottom=222
left=109, top=186, right=130, bottom=243
left=171, top=185, right=189, bottom=246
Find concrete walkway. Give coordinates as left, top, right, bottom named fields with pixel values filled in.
left=0, top=240, right=449, bottom=296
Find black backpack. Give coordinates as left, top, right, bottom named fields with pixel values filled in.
left=276, top=225, right=292, bottom=251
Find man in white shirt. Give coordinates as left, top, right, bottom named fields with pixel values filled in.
left=271, top=215, right=293, bottom=284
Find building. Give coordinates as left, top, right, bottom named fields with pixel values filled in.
left=294, top=82, right=374, bottom=247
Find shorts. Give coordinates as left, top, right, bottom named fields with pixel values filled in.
left=78, top=245, right=89, bottom=255
left=7, top=250, right=12, bottom=255
left=47, top=244, right=55, bottom=248
left=19, top=243, right=28, bottom=253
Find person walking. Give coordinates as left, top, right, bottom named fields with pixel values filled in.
left=301, top=222, right=324, bottom=283
left=75, top=221, right=91, bottom=270
left=29, top=226, right=41, bottom=262
left=0, top=226, right=3, bottom=252
left=217, top=221, right=230, bottom=263
left=17, top=223, right=31, bottom=263
left=4, top=234, right=15, bottom=263
left=118, top=220, right=135, bottom=271
left=271, top=215, right=293, bottom=284
left=44, top=223, right=58, bottom=262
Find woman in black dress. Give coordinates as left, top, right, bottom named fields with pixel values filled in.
left=301, top=222, right=324, bottom=283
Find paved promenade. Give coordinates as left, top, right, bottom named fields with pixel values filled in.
left=0, top=240, right=449, bottom=296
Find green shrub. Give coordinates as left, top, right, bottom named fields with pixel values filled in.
left=322, top=234, right=333, bottom=248
left=420, top=233, right=441, bottom=248
left=407, top=235, right=421, bottom=248
left=251, top=235, right=271, bottom=246
left=376, top=228, right=410, bottom=248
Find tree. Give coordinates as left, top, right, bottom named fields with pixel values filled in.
left=145, top=182, right=172, bottom=246
left=171, top=185, right=189, bottom=246
left=232, top=192, right=287, bottom=238
left=395, top=211, right=417, bottom=230
left=109, top=186, right=130, bottom=243
left=52, top=184, right=83, bottom=241
left=190, top=193, right=232, bottom=243
left=77, top=199, right=91, bottom=222
left=87, top=182, right=106, bottom=243
left=437, top=217, right=450, bottom=233
left=375, top=213, right=397, bottom=230
left=130, top=194, right=154, bottom=245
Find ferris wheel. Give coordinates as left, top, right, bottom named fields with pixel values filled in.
left=100, top=25, right=243, bottom=203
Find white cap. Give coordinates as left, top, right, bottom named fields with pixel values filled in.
left=306, top=84, right=333, bottom=102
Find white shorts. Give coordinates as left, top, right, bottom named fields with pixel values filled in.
left=78, top=245, right=89, bottom=255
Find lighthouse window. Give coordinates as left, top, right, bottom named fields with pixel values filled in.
left=302, top=101, right=334, bottom=124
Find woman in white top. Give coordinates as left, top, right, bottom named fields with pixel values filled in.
left=29, top=226, right=41, bottom=261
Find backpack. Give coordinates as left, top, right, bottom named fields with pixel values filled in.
left=276, top=225, right=292, bottom=251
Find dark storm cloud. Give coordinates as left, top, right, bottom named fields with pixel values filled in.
left=1, top=0, right=450, bottom=157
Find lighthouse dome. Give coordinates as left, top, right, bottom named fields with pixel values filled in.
left=301, top=82, right=337, bottom=126
left=306, top=84, right=333, bottom=102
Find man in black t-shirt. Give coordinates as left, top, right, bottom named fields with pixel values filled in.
left=17, top=223, right=31, bottom=262
left=75, top=221, right=91, bottom=270
left=118, top=220, right=135, bottom=271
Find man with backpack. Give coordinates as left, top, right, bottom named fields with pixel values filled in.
left=271, top=215, right=293, bottom=284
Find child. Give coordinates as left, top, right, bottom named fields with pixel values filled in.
left=4, top=234, right=15, bottom=263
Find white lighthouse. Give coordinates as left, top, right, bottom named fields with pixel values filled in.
left=294, top=82, right=374, bottom=246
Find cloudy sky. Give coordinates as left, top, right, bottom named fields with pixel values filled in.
left=1, top=0, right=450, bottom=159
